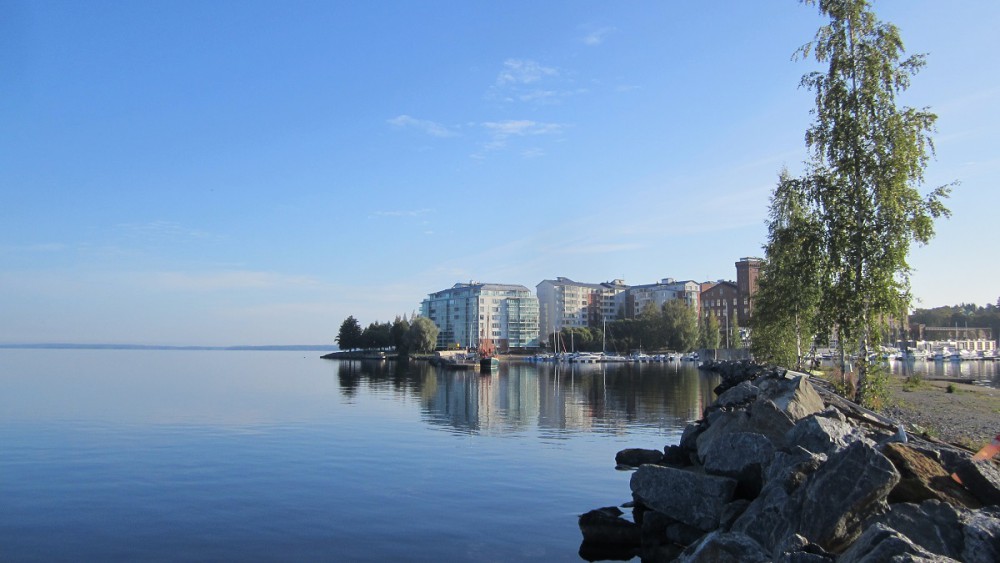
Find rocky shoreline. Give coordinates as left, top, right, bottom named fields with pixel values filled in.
left=579, top=363, right=1000, bottom=562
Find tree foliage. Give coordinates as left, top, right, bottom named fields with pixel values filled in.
left=909, top=303, right=1000, bottom=343
left=554, top=301, right=700, bottom=354
left=751, top=171, right=825, bottom=369
left=662, top=299, right=699, bottom=353
left=336, top=315, right=363, bottom=351
left=698, top=313, right=721, bottom=351
left=407, top=317, right=439, bottom=353
left=759, top=0, right=951, bottom=403
left=390, top=315, right=411, bottom=355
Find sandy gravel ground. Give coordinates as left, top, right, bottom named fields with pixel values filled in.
left=882, top=377, right=1000, bottom=449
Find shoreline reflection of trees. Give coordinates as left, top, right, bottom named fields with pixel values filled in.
left=331, top=360, right=721, bottom=435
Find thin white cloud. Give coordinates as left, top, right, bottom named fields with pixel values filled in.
left=482, top=120, right=563, bottom=137
left=582, top=27, right=617, bottom=46
left=387, top=115, right=459, bottom=138
left=473, top=120, right=567, bottom=154
left=496, top=59, right=558, bottom=86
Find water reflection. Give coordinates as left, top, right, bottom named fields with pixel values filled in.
left=333, top=359, right=720, bottom=436
left=884, top=359, right=1000, bottom=387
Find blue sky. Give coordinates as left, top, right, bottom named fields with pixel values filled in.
left=3, top=0, right=998, bottom=345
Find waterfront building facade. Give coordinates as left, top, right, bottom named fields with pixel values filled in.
left=625, top=278, right=701, bottom=319
left=420, top=282, right=540, bottom=351
left=701, top=281, right=739, bottom=327
left=536, top=278, right=628, bottom=343
left=735, top=257, right=763, bottom=327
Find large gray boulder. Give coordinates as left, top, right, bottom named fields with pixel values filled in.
left=746, top=398, right=798, bottom=447
left=962, top=506, right=1000, bottom=563
left=578, top=506, right=640, bottom=547
left=694, top=409, right=750, bottom=459
left=700, top=431, right=774, bottom=497
left=878, top=500, right=1000, bottom=563
left=837, top=523, right=959, bottom=562
left=676, top=531, right=770, bottom=563
left=756, top=373, right=825, bottom=422
left=615, top=448, right=663, bottom=468
left=881, top=443, right=982, bottom=507
left=877, top=500, right=967, bottom=560
left=785, top=412, right=874, bottom=456
left=715, top=380, right=759, bottom=408
left=732, top=441, right=900, bottom=554
left=953, top=458, right=1000, bottom=506
left=630, top=464, right=737, bottom=532
left=876, top=499, right=1000, bottom=563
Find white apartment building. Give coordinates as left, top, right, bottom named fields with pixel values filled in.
left=626, top=278, right=701, bottom=318
left=420, top=282, right=540, bottom=351
left=536, top=278, right=628, bottom=343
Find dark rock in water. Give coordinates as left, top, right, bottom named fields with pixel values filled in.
left=665, top=519, right=706, bottom=547
left=662, top=444, right=693, bottom=467
left=837, top=523, right=957, bottom=562
left=578, top=506, right=640, bottom=547
left=630, top=464, right=737, bottom=532
left=733, top=441, right=899, bottom=554
left=676, top=531, right=771, bottom=562
left=615, top=447, right=664, bottom=468
left=700, top=431, right=774, bottom=498
left=577, top=541, right=637, bottom=562
left=638, top=509, right=670, bottom=545
left=882, top=443, right=981, bottom=508
left=679, top=421, right=705, bottom=453
left=953, top=459, right=1000, bottom=506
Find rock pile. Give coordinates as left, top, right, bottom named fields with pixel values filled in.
left=579, top=365, right=1000, bottom=562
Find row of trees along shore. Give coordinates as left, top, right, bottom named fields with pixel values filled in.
left=335, top=315, right=438, bottom=356
left=750, top=0, right=952, bottom=407
left=335, top=296, right=733, bottom=359
left=553, top=300, right=724, bottom=354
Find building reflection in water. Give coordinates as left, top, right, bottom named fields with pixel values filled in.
left=332, top=359, right=720, bottom=437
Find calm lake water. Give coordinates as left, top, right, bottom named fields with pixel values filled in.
left=0, top=350, right=720, bottom=562
left=885, top=357, right=1000, bottom=387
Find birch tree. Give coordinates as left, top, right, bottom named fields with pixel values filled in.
left=797, top=0, right=951, bottom=403
left=751, top=171, right=825, bottom=369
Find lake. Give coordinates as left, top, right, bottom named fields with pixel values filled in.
left=885, top=356, right=1000, bottom=387
left=0, top=350, right=720, bottom=562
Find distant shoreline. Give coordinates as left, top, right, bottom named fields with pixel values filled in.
left=0, top=343, right=336, bottom=352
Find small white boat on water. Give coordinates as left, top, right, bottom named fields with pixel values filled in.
left=600, top=353, right=629, bottom=363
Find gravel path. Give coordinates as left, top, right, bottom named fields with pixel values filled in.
left=882, top=377, right=1000, bottom=449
